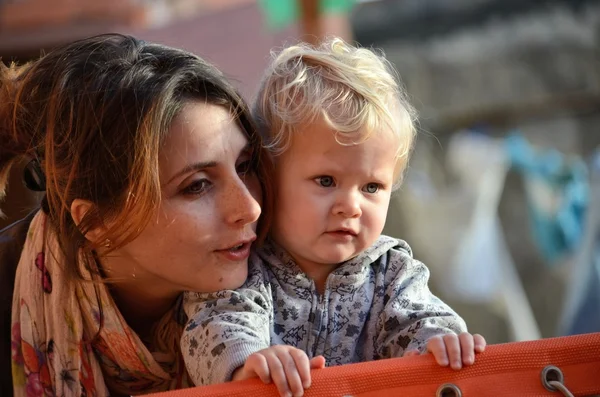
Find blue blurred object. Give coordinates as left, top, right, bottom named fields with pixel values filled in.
left=561, top=149, right=600, bottom=335
left=505, top=134, right=589, bottom=265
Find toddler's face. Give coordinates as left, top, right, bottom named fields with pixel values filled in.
left=271, top=119, right=400, bottom=278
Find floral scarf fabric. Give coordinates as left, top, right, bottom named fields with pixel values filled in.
left=11, top=212, right=191, bottom=396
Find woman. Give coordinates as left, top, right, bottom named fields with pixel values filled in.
left=0, top=33, right=272, bottom=396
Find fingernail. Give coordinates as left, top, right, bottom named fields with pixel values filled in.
left=303, top=381, right=311, bottom=389
left=452, top=361, right=462, bottom=370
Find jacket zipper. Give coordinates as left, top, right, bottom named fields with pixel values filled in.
left=310, top=288, right=326, bottom=357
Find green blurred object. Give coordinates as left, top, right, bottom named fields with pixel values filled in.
left=258, top=0, right=355, bottom=29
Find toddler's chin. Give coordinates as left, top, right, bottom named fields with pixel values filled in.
left=313, top=251, right=358, bottom=265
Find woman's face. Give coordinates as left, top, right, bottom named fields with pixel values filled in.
left=108, top=101, right=262, bottom=294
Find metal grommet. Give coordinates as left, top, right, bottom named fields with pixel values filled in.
left=541, top=365, right=564, bottom=391
left=436, top=383, right=462, bottom=397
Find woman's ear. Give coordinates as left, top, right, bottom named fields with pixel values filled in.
left=70, top=198, right=106, bottom=244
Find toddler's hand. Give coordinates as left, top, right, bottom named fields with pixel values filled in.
left=232, top=345, right=326, bottom=397
left=404, top=332, right=486, bottom=370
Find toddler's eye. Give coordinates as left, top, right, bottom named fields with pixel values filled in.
left=316, top=176, right=334, bottom=187
left=363, top=183, right=380, bottom=194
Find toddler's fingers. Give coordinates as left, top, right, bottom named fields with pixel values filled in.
left=474, top=334, right=487, bottom=353
left=309, top=355, right=326, bottom=369
left=403, top=349, right=420, bottom=357
left=443, top=334, right=462, bottom=370
left=277, top=350, right=304, bottom=397
left=265, top=353, right=292, bottom=397
left=459, top=332, right=474, bottom=366
left=244, top=353, right=271, bottom=384
left=290, top=349, right=312, bottom=389
left=426, top=336, right=449, bottom=367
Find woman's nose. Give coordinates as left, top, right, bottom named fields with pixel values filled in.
left=223, top=178, right=262, bottom=226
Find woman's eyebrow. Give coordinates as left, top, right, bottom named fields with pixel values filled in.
left=167, top=161, right=217, bottom=185
left=166, top=143, right=253, bottom=186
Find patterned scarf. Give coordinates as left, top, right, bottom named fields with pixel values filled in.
left=11, top=212, right=191, bottom=396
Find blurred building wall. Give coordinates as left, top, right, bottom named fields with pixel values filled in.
left=1, top=0, right=293, bottom=98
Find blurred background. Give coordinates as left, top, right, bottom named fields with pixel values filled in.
left=1, top=0, right=599, bottom=345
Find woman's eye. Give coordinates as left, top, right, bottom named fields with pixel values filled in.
left=363, top=183, right=380, bottom=194
left=237, top=160, right=253, bottom=176
left=315, top=176, right=334, bottom=187
left=183, top=179, right=211, bottom=195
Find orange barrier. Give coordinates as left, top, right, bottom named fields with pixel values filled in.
left=146, top=333, right=600, bottom=397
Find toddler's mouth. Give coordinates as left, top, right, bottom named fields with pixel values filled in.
left=326, top=228, right=358, bottom=237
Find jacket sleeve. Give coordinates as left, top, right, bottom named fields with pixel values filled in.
left=181, top=260, right=272, bottom=386
left=374, top=246, right=467, bottom=358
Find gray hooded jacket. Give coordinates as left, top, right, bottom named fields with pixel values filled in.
left=182, top=235, right=467, bottom=386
